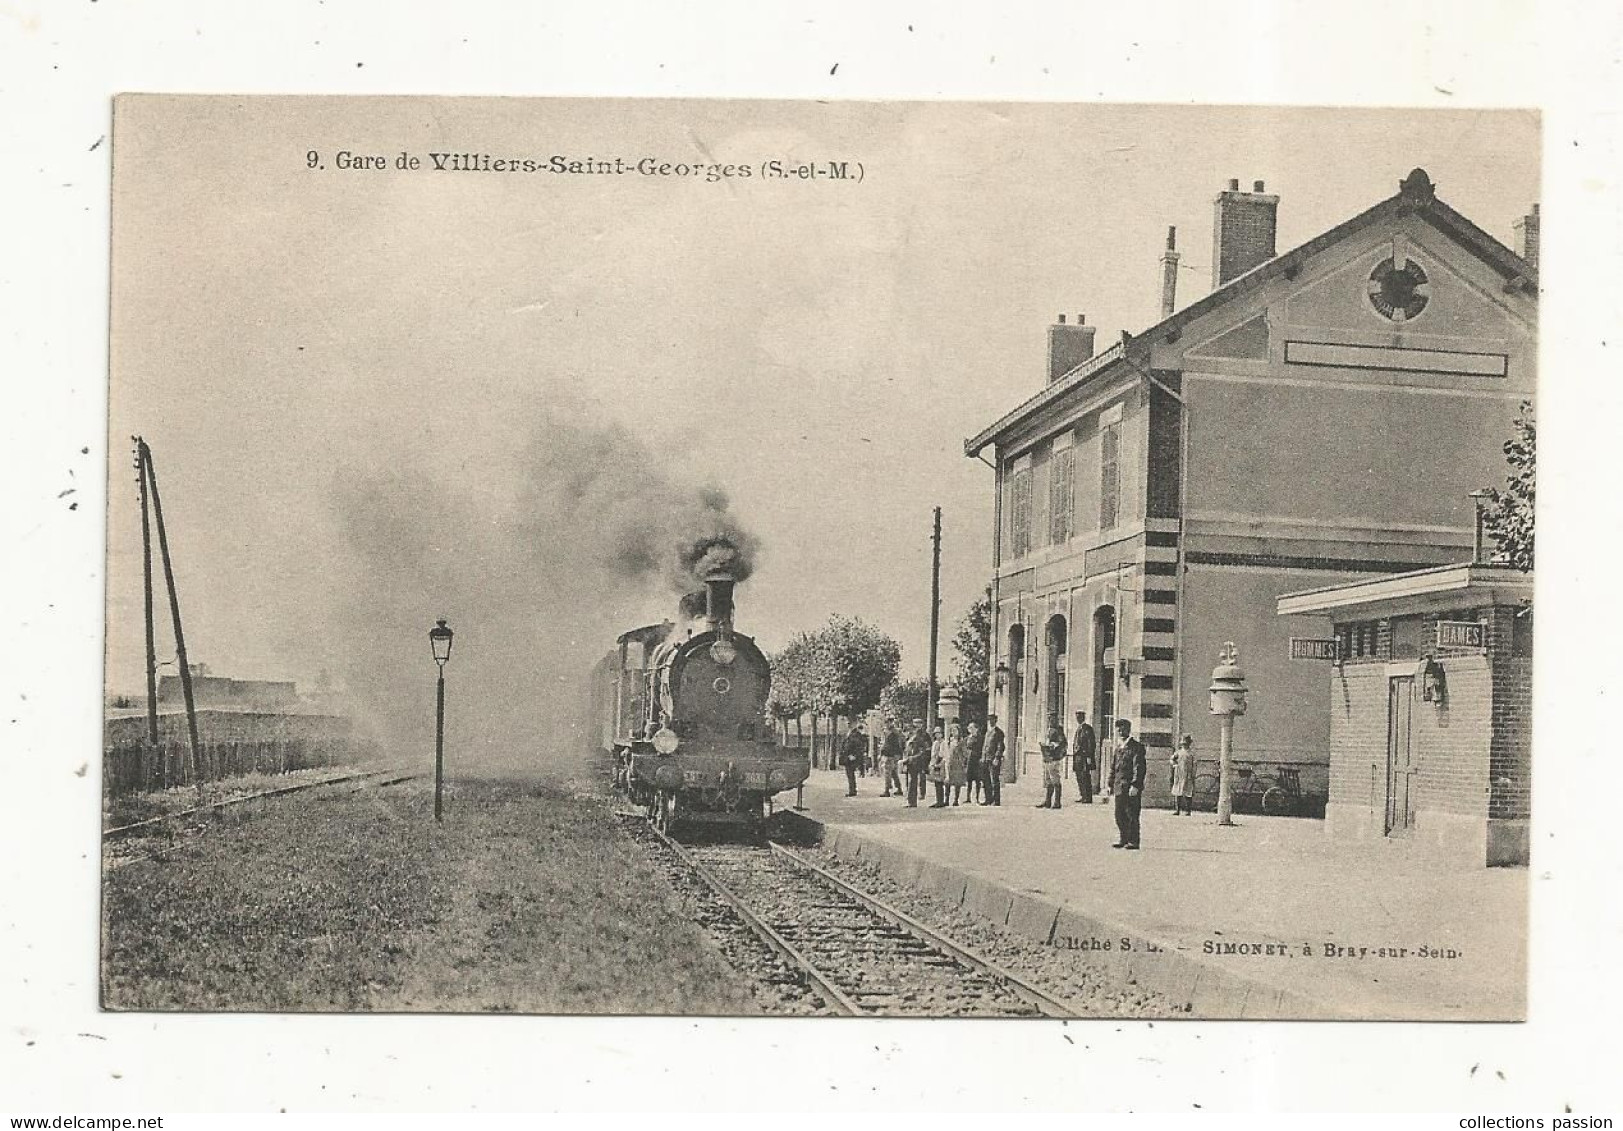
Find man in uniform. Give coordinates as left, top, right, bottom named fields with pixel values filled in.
left=965, top=720, right=986, bottom=804
left=839, top=720, right=867, bottom=797
left=1109, top=718, right=1148, bottom=849
left=981, top=714, right=1005, bottom=805
left=1072, top=709, right=1097, bottom=804
left=1037, top=716, right=1068, bottom=808
left=904, top=717, right=932, bottom=807
left=879, top=717, right=905, bottom=797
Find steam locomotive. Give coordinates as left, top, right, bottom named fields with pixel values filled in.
left=591, top=566, right=807, bottom=833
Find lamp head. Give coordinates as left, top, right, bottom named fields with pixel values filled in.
left=429, top=618, right=454, bottom=667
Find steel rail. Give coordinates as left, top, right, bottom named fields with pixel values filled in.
left=644, top=824, right=863, bottom=1016
left=768, top=840, right=1083, bottom=1019
left=104, top=766, right=418, bottom=839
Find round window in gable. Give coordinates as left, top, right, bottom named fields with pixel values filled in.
left=1367, top=257, right=1431, bottom=322
left=712, top=677, right=732, bottom=695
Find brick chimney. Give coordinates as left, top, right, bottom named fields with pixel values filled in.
left=1211, top=177, right=1279, bottom=288
left=1160, top=226, right=1180, bottom=318
left=1514, top=202, right=1540, bottom=273
left=1048, top=314, right=1096, bottom=384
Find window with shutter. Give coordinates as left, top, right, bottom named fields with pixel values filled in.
left=1011, top=469, right=1033, bottom=558
left=1099, top=424, right=1120, bottom=531
left=1050, top=447, right=1074, bottom=544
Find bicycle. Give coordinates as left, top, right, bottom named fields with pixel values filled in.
left=1192, top=762, right=1303, bottom=815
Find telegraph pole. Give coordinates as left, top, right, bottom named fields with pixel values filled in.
left=928, top=506, right=941, bottom=726
left=139, top=439, right=204, bottom=797
left=134, top=441, right=160, bottom=782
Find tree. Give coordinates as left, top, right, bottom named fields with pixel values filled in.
left=821, top=614, right=903, bottom=723
left=1481, top=400, right=1534, bottom=571
left=949, top=586, right=992, bottom=722
left=766, top=639, right=809, bottom=744
left=878, top=677, right=929, bottom=728
left=771, top=615, right=902, bottom=767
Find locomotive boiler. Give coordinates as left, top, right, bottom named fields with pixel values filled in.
left=596, top=566, right=806, bottom=832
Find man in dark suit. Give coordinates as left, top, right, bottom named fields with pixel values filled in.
left=879, top=718, right=905, bottom=797
left=1109, top=717, right=1148, bottom=849
left=1072, top=709, right=1097, bottom=804
left=839, top=721, right=867, bottom=797
left=904, top=718, right=932, bottom=807
left=981, top=715, right=1005, bottom=806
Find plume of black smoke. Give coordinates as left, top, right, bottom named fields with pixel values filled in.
left=323, top=405, right=758, bottom=777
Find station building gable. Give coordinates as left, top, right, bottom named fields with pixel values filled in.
left=965, top=169, right=1537, bottom=805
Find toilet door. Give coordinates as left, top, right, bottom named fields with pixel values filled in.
left=1385, top=677, right=1416, bottom=836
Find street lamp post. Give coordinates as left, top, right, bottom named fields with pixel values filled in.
left=429, top=618, right=454, bottom=822
left=1208, top=642, right=1249, bottom=828
left=1468, top=489, right=1491, bottom=564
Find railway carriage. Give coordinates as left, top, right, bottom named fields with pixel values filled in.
left=598, top=567, right=808, bottom=832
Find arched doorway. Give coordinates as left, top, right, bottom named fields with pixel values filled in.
left=1005, top=623, right=1026, bottom=770
left=1092, top=605, right=1117, bottom=738
left=1044, top=615, right=1068, bottom=735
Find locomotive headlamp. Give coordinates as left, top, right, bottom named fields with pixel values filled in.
left=709, top=638, right=737, bottom=666
left=653, top=726, right=681, bottom=755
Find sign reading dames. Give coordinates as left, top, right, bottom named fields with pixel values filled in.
left=1289, top=638, right=1339, bottom=661
left=1437, top=620, right=1486, bottom=649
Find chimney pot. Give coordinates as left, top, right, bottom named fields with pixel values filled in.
left=1212, top=177, right=1279, bottom=287
left=1047, top=313, right=1096, bottom=384
left=1514, top=202, right=1541, bottom=273
left=1228, top=178, right=1240, bottom=191
left=1160, top=224, right=1182, bottom=318
left=1253, top=179, right=1265, bottom=192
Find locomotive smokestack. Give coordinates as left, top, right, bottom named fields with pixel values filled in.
left=704, top=566, right=736, bottom=638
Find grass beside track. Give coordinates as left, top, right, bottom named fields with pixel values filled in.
left=101, top=776, right=759, bottom=1014
left=103, top=766, right=368, bottom=831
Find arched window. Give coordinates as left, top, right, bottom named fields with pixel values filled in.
left=1092, top=605, right=1117, bottom=736
left=1044, top=615, right=1068, bottom=730
left=1005, top=623, right=1026, bottom=761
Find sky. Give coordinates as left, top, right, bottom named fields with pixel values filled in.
left=105, top=97, right=1539, bottom=763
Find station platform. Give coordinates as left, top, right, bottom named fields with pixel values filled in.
left=782, top=768, right=1528, bottom=1020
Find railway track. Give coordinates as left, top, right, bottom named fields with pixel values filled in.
left=645, top=823, right=1080, bottom=1018
left=104, top=766, right=423, bottom=869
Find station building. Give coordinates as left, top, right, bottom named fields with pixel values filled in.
left=1276, top=563, right=1533, bottom=865
left=964, top=169, right=1537, bottom=804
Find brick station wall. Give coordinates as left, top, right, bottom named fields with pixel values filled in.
left=1325, top=602, right=1531, bottom=864
left=1489, top=657, right=1532, bottom=822
left=1412, top=655, right=1492, bottom=818
left=1328, top=661, right=1389, bottom=816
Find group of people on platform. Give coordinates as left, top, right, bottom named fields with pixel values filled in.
left=836, top=709, right=1203, bottom=851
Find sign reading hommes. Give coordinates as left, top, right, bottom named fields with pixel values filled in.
left=1289, top=638, right=1340, bottom=661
